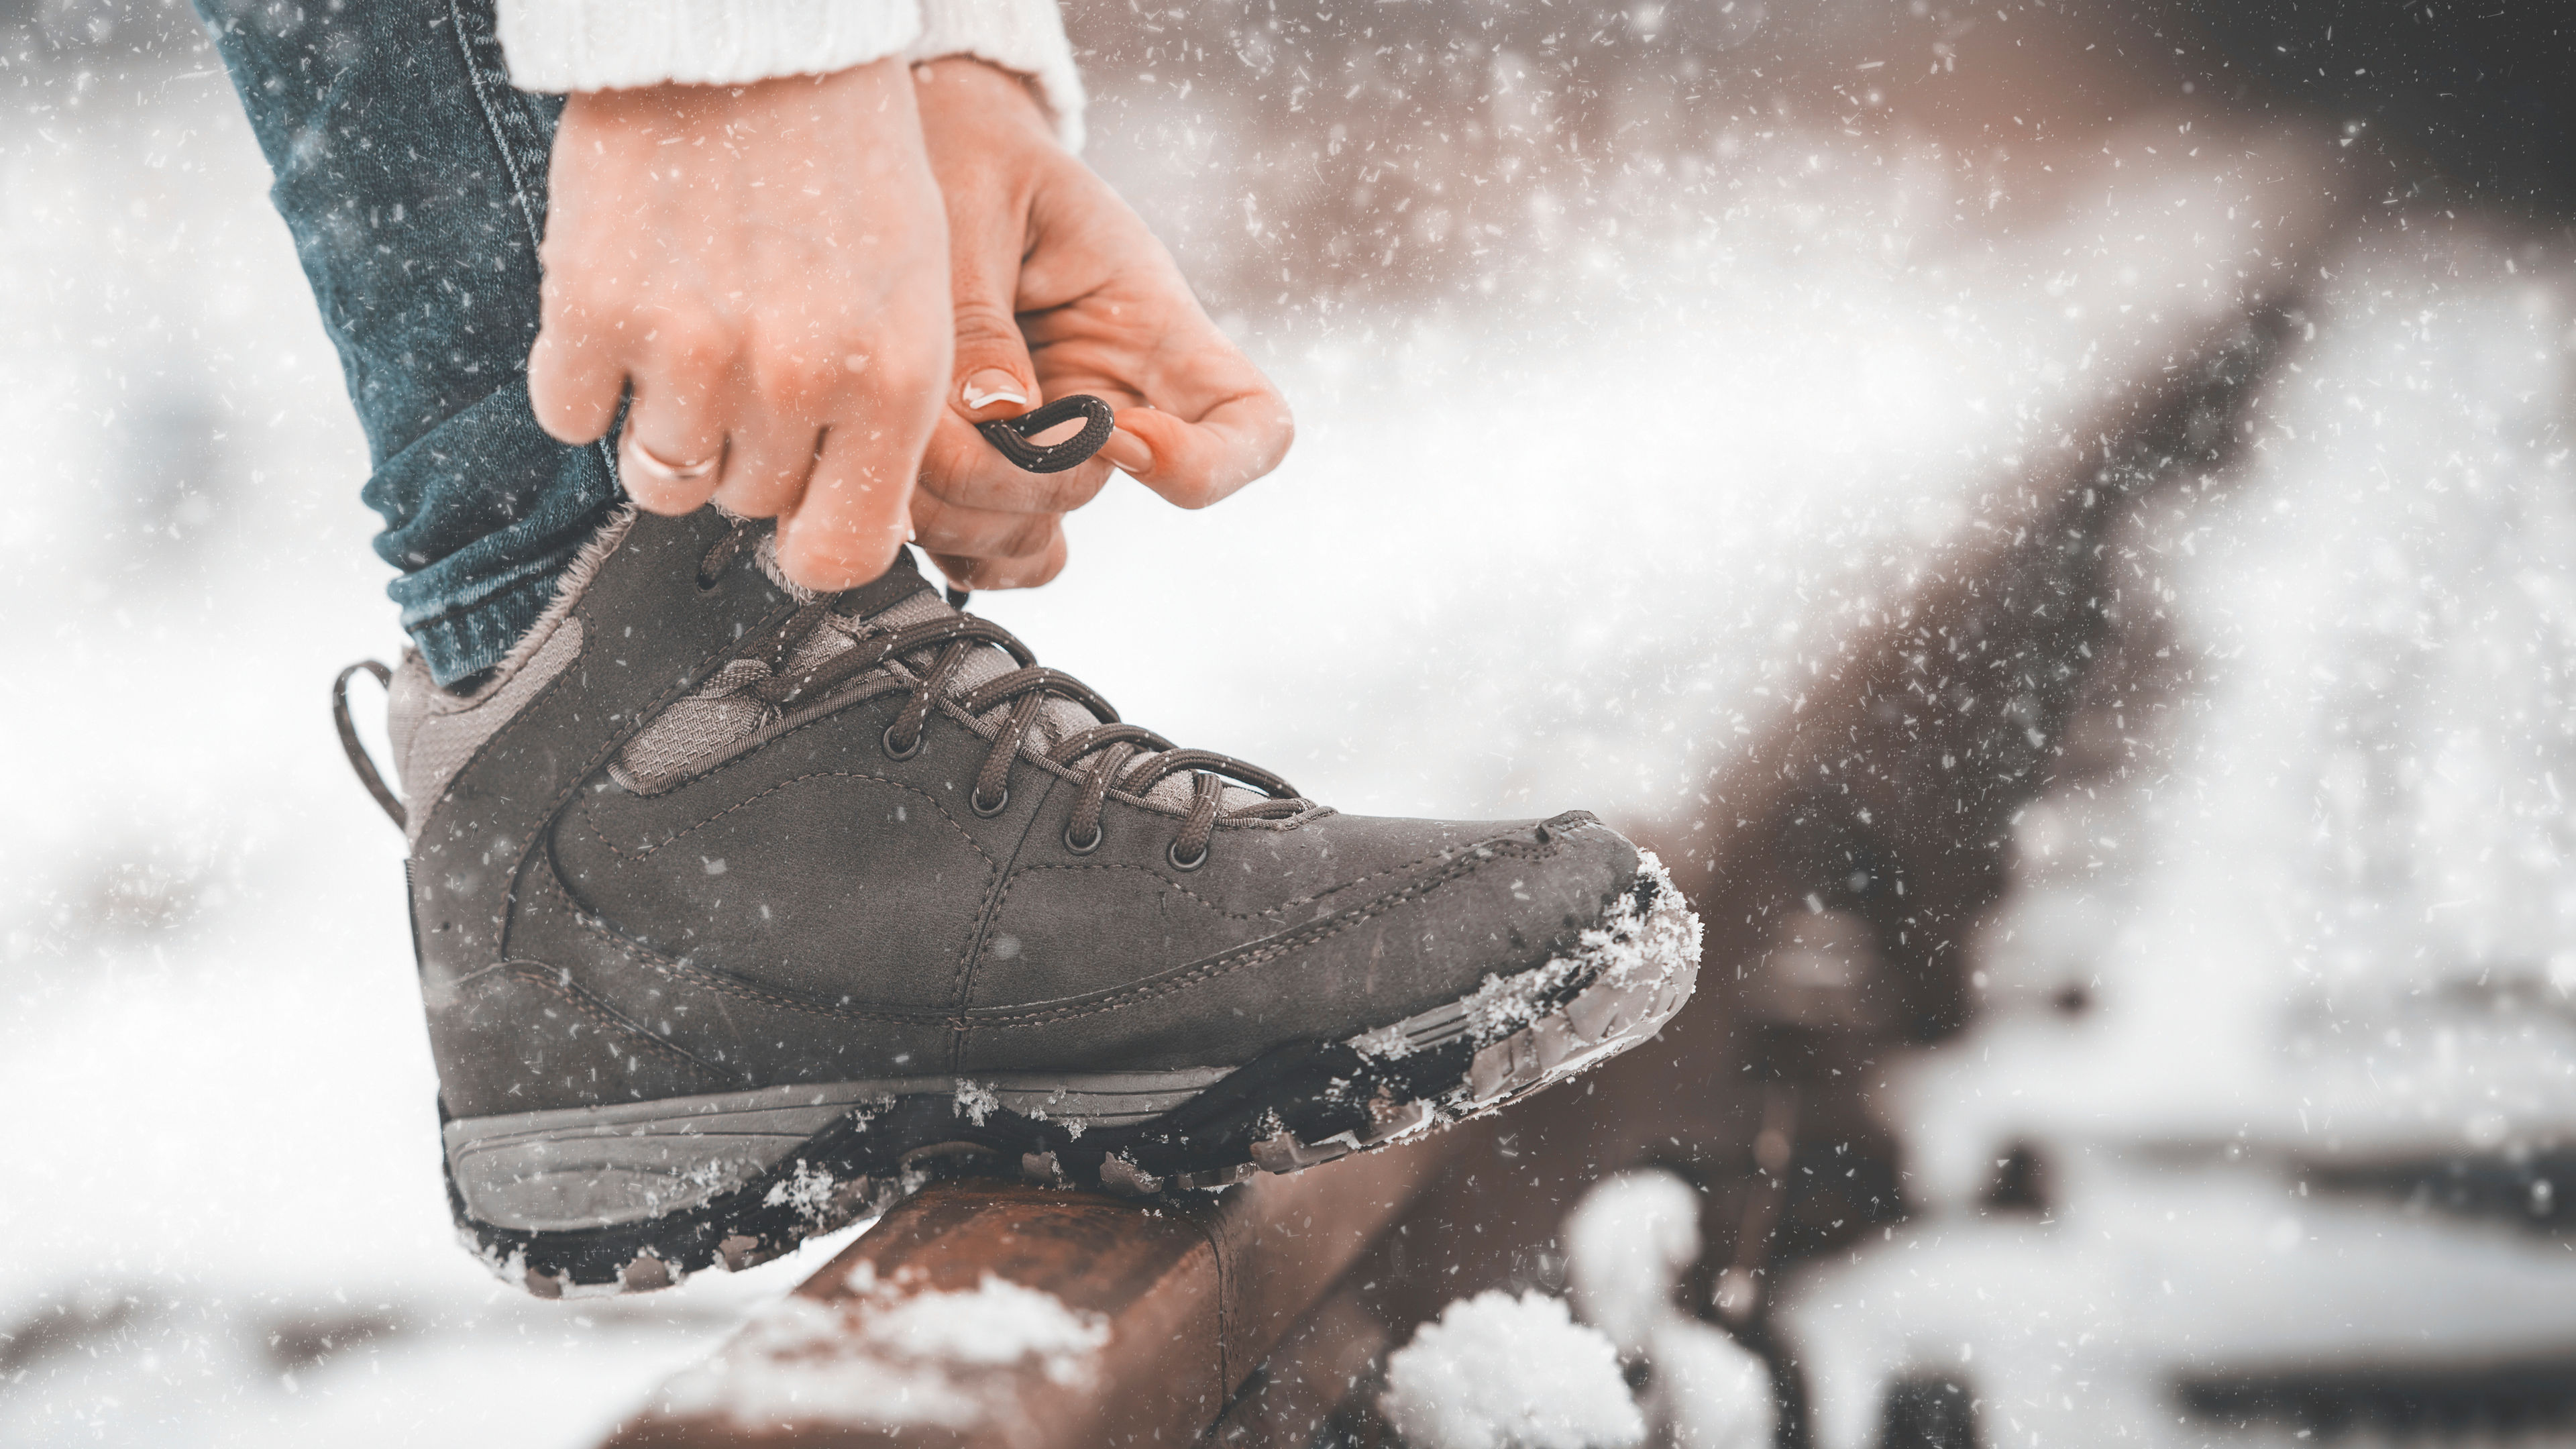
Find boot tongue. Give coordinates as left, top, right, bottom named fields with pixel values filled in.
left=613, top=543, right=1231, bottom=810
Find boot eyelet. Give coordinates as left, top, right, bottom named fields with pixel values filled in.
left=882, top=724, right=924, bottom=761
left=1063, top=824, right=1103, bottom=855
left=1167, top=841, right=1209, bottom=872
left=970, top=786, right=1010, bottom=818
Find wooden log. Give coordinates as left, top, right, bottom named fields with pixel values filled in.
left=1208, top=1283, right=1391, bottom=1448
left=605, top=1132, right=1452, bottom=1448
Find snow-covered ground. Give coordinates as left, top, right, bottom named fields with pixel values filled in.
left=1779, top=223, right=2576, bottom=1448
left=0, top=15, right=2350, bottom=1448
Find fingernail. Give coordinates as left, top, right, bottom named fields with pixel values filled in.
left=1100, top=427, right=1152, bottom=475
left=961, top=370, right=1028, bottom=413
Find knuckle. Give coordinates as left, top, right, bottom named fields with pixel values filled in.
left=1045, top=466, right=1112, bottom=512
left=905, top=490, right=959, bottom=539
left=752, top=368, right=820, bottom=419
left=1003, top=514, right=1063, bottom=558
left=655, top=319, right=735, bottom=378
left=873, top=350, right=944, bottom=407
left=624, top=473, right=712, bottom=515
left=772, top=358, right=846, bottom=417
left=709, top=467, right=794, bottom=519
left=743, top=333, right=822, bottom=402
left=950, top=304, right=1024, bottom=356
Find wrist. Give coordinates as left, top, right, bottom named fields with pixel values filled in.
left=912, top=56, right=1055, bottom=143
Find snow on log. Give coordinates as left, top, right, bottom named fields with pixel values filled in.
left=606, top=1140, right=1442, bottom=1448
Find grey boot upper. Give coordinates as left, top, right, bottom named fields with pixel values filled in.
left=392, top=508, right=1643, bottom=1120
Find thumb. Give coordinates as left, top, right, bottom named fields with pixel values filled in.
left=948, top=246, right=1038, bottom=423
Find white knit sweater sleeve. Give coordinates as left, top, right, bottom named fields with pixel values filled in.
left=498, top=0, right=1084, bottom=150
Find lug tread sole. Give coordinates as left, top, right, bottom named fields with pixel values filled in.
left=454, top=858, right=1701, bottom=1297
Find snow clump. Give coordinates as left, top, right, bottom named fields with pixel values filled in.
left=1564, top=1171, right=1776, bottom=1449
left=1640, top=1320, right=1774, bottom=1449
left=1564, top=1169, right=1704, bottom=1356
left=1381, top=1289, right=1644, bottom=1449
left=659, top=1265, right=1108, bottom=1430
left=849, top=1263, right=1108, bottom=1377
left=953, top=1079, right=1001, bottom=1126
left=1456, top=851, right=1702, bottom=1044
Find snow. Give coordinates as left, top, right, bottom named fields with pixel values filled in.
left=759, top=1161, right=849, bottom=1224
left=658, top=1297, right=985, bottom=1432
left=1564, top=1171, right=1702, bottom=1357
left=953, top=1079, right=1002, bottom=1127
left=1563, top=1173, right=1775, bottom=1449
left=1448, top=851, right=1701, bottom=1047
left=1785, top=1166, right=2576, bottom=1449
left=1900, top=220, right=2576, bottom=1185
left=1380, top=1291, right=1644, bottom=1449
left=1638, top=1321, right=1773, bottom=1449
left=655, top=1268, right=1106, bottom=1431
left=1774, top=219, right=2576, bottom=1449
left=850, top=1268, right=1106, bottom=1372
left=1393, top=1170, right=1775, bottom=1449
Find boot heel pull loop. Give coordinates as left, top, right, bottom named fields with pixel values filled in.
left=975, top=394, right=1116, bottom=474
left=331, top=660, right=406, bottom=830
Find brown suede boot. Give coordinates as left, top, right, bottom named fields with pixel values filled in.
left=338, top=506, right=1700, bottom=1295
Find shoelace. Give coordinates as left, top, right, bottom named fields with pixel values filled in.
left=704, top=532, right=1307, bottom=869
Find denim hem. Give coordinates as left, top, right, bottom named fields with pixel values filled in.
left=408, top=570, right=564, bottom=686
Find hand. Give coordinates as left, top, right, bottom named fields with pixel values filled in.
left=527, top=61, right=951, bottom=590
left=908, top=58, right=1295, bottom=590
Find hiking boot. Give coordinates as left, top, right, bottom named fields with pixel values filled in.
left=336, top=506, right=1701, bottom=1295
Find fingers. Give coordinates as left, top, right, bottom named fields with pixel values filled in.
left=775, top=428, right=908, bottom=590
left=910, top=478, right=1083, bottom=565
left=949, top=258, right=1039, bottom=427
left=927, top=526, right=1067, bottom=593
left=711, top=401, right=823, bottom=521
left=916, top=136, right=1104, bottom=514
left=616, top=347, right=734, bottom=513
left=1009, top=170, right=1297, bottom=510
left=1095, top=362, right=1295, bottom=511
left=920, top=408, right=1116, bottom=511
left=915, top=57, right=1055, bottom=439
left=532, top=65, right=953, bottom=582
left=527, top=303, right=627, bottom=449
left=774, top=369, right=941, bottom=590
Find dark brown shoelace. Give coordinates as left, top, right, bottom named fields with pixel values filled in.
left=717, top=539, right=1305, bottom=869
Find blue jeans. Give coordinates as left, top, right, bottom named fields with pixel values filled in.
left=197, top=0, right=620, bottom=686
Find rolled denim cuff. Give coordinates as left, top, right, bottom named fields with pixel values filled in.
left=367, top=387, right=623, bottom=688
left=403, top=568, right=569, bottom=687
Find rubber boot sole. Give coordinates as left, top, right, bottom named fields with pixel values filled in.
left=450, top=853, right=1702, bottom=1298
